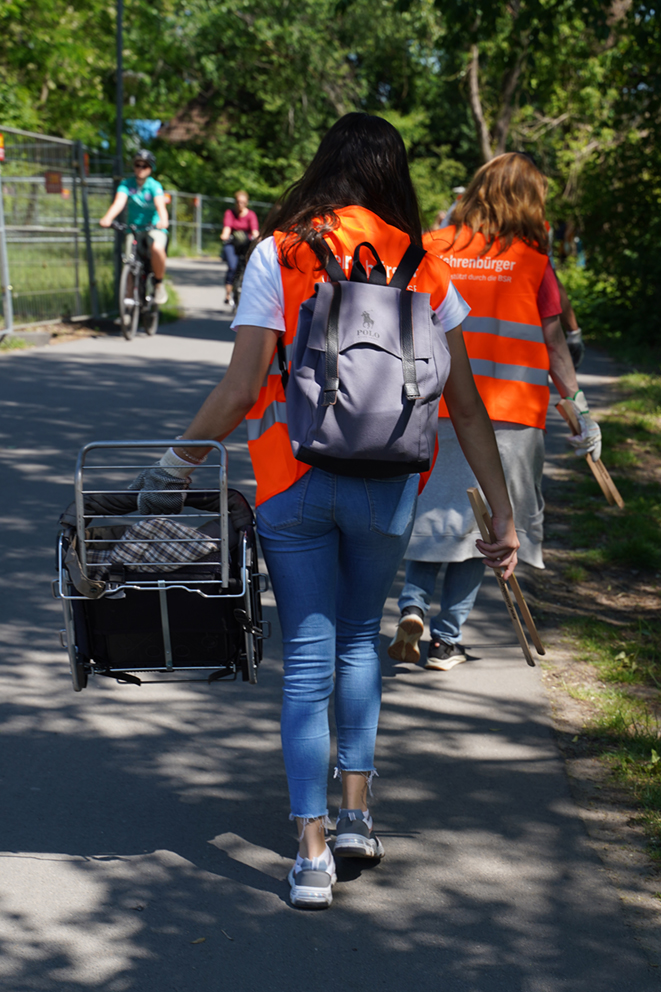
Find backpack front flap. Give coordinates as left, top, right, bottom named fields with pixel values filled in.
left=285, top=245, right=451, bottom=477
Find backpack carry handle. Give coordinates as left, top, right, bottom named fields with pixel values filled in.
left=324, top=240, right=426, bottom=288
left=348, top=242, right=388, bottom=285
left=324, top=242, right=390, bottom=285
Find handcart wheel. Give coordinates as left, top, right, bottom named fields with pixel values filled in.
left=70, top=651, right=89, bottom=692
left=244, top=539, right=258, bottom=685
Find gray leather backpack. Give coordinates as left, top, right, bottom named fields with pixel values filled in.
left=277, top=241, right=452, bottom=478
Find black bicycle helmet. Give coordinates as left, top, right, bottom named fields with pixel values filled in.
left=133, top=149, right=156, bottom=170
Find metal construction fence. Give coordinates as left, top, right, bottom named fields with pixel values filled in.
left=0, top=125, right=272, bottom=333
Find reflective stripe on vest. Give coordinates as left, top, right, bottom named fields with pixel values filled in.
left=246, top=400, right=288, bottom=441
left=464, top=315, right=545, bottom=344
left=469, top=358, right=549, bottom=387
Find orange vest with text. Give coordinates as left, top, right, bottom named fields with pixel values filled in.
left=423, top=225, right=550, bottom=429
left=246, top=206, right=454, bottom=506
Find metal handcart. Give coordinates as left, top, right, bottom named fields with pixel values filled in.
left=54, top=440, right=269, bottom=691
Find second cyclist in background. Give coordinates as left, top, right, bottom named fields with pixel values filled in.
left=220, top=190, right=260, bottom=306
left=99, top=150, right=169, bottom=305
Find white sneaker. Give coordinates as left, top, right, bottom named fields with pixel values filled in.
left=154, top=281, right=168, bottom=305
left=334, top=809, right=385, bottom=859
left=288, top=845, right=336, bottom=909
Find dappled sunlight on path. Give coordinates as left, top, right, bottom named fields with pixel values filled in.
left=0, top=290, right=656, bottom=990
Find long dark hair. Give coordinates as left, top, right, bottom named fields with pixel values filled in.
left=259, top=113, right=423, bottom=268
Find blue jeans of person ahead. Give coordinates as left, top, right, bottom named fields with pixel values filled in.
left=398, top=557, right=486, bottom=645
left=222, top=243, right=239, bottom=286
left=256, top=468, right=418, bottom=821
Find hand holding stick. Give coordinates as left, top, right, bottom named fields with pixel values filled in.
left=556, top=399, right=624, bottom=509
left=467, top=487, right=545, bottom=667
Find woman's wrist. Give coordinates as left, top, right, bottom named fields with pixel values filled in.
left=172, top=445, right=207, bottom=465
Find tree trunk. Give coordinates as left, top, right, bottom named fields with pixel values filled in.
left=492, top=42, right=528, bottom=157
left=468, top=44, right=493, bottom=163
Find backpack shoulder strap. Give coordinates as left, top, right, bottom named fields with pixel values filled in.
left=276, top=336, right=289, bottom=391
left=389, top=243, right=427, bottom=290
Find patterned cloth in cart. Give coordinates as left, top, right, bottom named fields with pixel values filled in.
left=86, top=517, right=219, bottom=576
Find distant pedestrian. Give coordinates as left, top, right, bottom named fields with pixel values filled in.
left=220, top=191, right=260, bottom=305
left=389, top=152, right=601, bottom=671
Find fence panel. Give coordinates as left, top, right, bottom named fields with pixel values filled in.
left=0, top=126, right=116, bottom=331
left=0, top=124, right=273, bottom=331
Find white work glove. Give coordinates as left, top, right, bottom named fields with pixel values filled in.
left=565, top=390, right=602, bottom=462
left=128, top=446, right=203, bottom=515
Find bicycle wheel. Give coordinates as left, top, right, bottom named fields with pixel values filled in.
left=119, top=264, right=140, bottom=340
left=232, top=257, right=246, bottom=310
left=142, top=273, right=159, bottom=335
left=142, top=305, right=159, bottom=335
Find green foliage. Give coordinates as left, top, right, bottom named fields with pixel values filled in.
left=2, top=0, right=661, bottom=347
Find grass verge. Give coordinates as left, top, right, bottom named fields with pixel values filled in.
left=560, top=616, right=661, bottom=858
left=535, top=371, right=661, bottom=856
left=0, top=336, right=31, bottom=352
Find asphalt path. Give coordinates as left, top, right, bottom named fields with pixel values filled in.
left=0, top=256, right=656, bottom=991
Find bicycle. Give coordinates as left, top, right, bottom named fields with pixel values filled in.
left=112, top=221, right=161, bottom=340
left=232, top=246, right=250, bottom=311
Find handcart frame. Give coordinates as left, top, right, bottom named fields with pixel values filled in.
left=54, top=440, right=269, bottom=691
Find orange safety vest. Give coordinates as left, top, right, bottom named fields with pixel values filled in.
left=245, top=205, right=454, bottom=506
left=423, top=225, right=550, bottom=429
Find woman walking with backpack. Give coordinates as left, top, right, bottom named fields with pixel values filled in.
left=131, top=114, right=519, bottom=909
left=389, top=153, right=601, bottom=671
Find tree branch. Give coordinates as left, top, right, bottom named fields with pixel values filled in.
left=468, top=44, right=493, bottom=163
left=492, top=37, right=528, bottom=157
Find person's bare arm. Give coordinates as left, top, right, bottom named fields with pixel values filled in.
left=153, top=194, right=169, bottom=229
left=542, top=314, right=579, bottom=398
left=174, top=325, right=280, bottom=460
left=99, top=191, right=128, bottom=227
left=220, top=225, right=232, bottom=241
left=443, top=326, right=519, bottom=578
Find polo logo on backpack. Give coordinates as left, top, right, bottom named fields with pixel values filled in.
left=277, top=241, right=451, bottom=478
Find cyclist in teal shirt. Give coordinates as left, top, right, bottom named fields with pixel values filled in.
left=99, top=150, right=169, bottom=304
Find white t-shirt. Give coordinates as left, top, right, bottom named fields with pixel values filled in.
left=231, top=236, right=470, bottom=334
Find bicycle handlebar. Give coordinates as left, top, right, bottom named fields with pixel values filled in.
left=111, top=221, right=156, bottom=233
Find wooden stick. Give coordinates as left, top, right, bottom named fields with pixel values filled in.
left=556, top=399, right=625, bottom=509
left=467, top=487, right=545, bottom=656
left=466, top=488, right=536, bottom=667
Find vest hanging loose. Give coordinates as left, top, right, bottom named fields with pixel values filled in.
left=423, top=226, right=550, bottom=430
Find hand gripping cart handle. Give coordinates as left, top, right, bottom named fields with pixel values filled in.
left=53, top=440, right=270, bottom=691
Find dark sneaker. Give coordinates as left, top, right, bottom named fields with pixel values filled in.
left=288, top=845, right=336, bottom=908
left=425, top=640, right=467, bottom=671
left=388, top=606, right=425, bottom=664
left=334, top=809, right=385, bottom=859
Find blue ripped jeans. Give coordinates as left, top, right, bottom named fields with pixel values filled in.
left=256, top=468, right=418, bottom=820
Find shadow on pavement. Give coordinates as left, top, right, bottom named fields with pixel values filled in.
left=0, top=343, right=656, bottom=992
left=159, top=317, right=236, bottom=342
